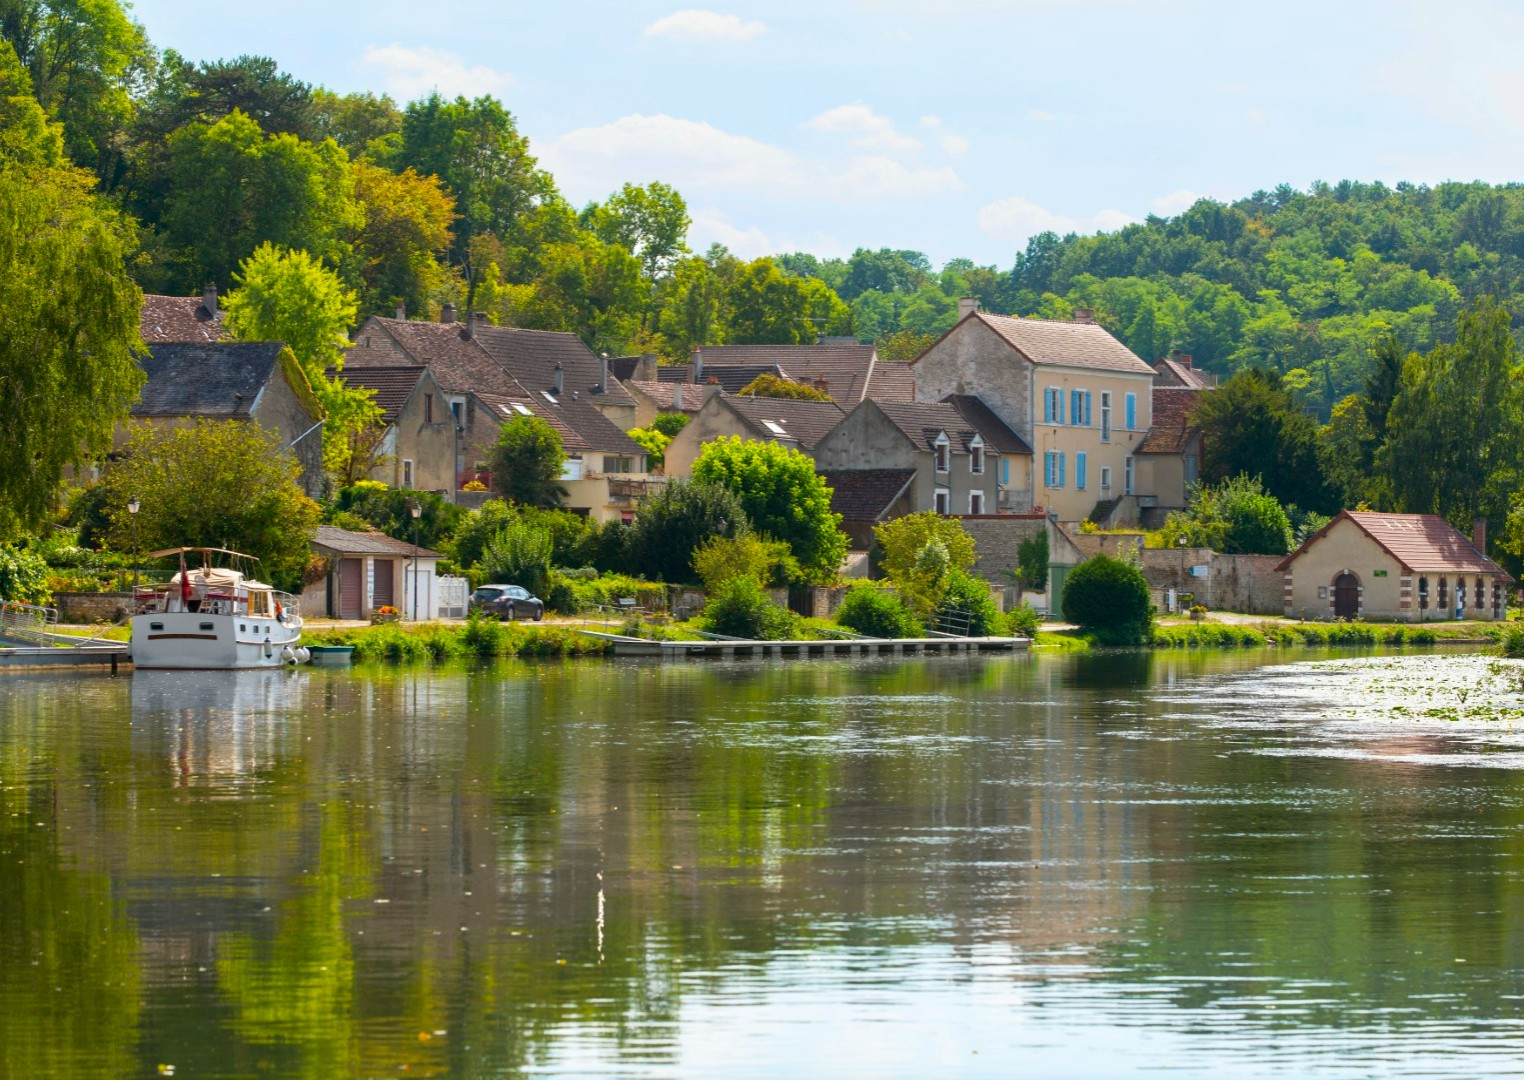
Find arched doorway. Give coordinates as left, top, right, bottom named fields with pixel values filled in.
left=1333, top=572, right=1360, bottom=619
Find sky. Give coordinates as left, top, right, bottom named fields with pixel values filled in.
left=126, top=0, right=1524, bottom=268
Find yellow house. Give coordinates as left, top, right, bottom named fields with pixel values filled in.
left=911, top=305, right=1159, bottom=525
left=1278, top=511, right=1512, bottom=621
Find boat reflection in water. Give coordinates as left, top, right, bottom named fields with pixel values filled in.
left=130, top=668, right=310, bottom=785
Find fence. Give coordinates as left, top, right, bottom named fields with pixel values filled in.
left=437, top=576, right=470, bottom=619
left=0, top=600, right=60, bottom=646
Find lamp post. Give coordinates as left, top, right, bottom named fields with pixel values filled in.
left=406, top=498, right=422, bottom=621
left=127, top=496, right=141, bottom=590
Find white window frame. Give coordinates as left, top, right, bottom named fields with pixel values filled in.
left=561, top=456, right=584, bottom=481
left=1070, top=388, right=1091, bottom=428
left=1101, top=466, right=1112, bottom=491
left=969, top=435, right=985, bottom=475
left=934, top=433, right=951, bottom=473
left=1100, top=391, right=1112, bottom=442
left=1124, top=455, right=1135, bottom=495
left=934, top=488, right=950, bottom=515
left=401, top=459, right=414, bottom=488
left=969, top=490, right=985, bottom=515
left=1044, top=387, right=1064, bottom=425
left=1045, top=450, right=1066, bottom=489
left=1076, top=451, right=1087, bottom=491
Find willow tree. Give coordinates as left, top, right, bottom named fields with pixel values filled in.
left=0, top=42, right=143, bottom=538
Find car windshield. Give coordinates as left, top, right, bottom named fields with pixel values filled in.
left=472, top=588, right=505, bottom=601
left=506, top=587, right=529, bottom=599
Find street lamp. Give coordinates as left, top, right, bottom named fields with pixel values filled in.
left=127, top=496, right=141, bottom=590
left=406, top=498, right=422, bottom=621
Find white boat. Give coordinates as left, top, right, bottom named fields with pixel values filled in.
left=129, top=547, right=310, bottom=670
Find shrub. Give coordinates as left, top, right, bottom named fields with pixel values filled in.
left=627, top=479, right=748, bottom=583
left=702, top=575, right=798, bottom=640
left=692, top=533, right=799, bottom=591
left=835, top=582, right=922, bottom=638
left=1062, top=554, right=1153, bottom=646
left=1006, top=602, right=1040, bottom=638
left=935, top=568, right=1001, bottom=636
left=482, top=523, right=553, bottom=595
left=327, top=484, right=465, bottom=551
left=0, top=545, right=50, bottom=604
left=1015, top=529, right=1049, bottom=591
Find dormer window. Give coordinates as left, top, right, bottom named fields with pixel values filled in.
left=969, top=436, right=984, bottom=475
left=934, top=433, right=950, bottom=473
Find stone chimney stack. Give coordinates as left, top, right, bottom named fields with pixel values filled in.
left=692, top=345, right=704, bottom=385
left=1073, top=307, right=1095, bottom=325
left=1474, top=517, right=1488, bottom=552
left=464, top=311, right=487, bottom=338
left=1171, top=349, right=1193, bottom=369
left=395, top=301, right=406, bottom=321
left=553, top=362, right=564, bottom=396
left=598, top=353, right=609, bottom=394
left=672, top=382, right=684, bottom=410
left=957, top=296, right=979, bottom=321
left=440, top=302, right=457, bottom=325
left=202, top=283, right=218, bottom=319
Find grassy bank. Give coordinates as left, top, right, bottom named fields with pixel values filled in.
left=1030, top=619, right=1501, bottom=651
left=303, top=620, right=614, bottom=662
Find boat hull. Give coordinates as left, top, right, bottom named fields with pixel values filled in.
left=130, top=612, right=305, bottom=670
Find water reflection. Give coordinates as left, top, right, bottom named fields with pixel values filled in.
left=1, top=651, right=1523, bottom=1076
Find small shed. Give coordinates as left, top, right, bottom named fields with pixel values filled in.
left=1278, top=511, right=1512, bottom=622
left=306, top=526, right=443, bottom=621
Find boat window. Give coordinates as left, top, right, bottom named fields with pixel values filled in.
left=150, top=622, right=164, bottom=631
left=200, top=623, right=214, bottom=631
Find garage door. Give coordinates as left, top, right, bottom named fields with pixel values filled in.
left=372, top=560, right=394, bottom=609
left=339, top=558, right=363, bottom=619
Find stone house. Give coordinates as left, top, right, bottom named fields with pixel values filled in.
left=656, top=343, right=916, bottom=405
left=911, top=303, right=1160, bottom=525
left=817, top=469, right=917, bottom=549
left=1132, top=387, right=1203, bottom=526
left=622, top=379, right=713, bottom=429
left=327, top=365, right=456, bottom=493
left=1278, top=511, right=1512, bottom=621
left=472, top=391, right=657, bottom=523
left=811, top=397, right=1031, bottom=519
left=1152, top=351, right=1215, bottom=389
left=663, top=395, right=846, bottom=478
left=306, top=525, right=442, bottom=621
left=129, top=341, right=324, bottom=497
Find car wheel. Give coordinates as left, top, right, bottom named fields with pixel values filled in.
left=534, top=606, right=543, bottom=622
left=506, top=606, right=516, bottom=622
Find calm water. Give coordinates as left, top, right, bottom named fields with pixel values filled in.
left=4, top=650, right=1524, bottom=1078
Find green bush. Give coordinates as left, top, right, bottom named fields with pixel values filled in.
left=1062, top=554, right=1153, bottom=646
left=482, top=522, right=553, bottom=595
left=328, top=484, right=465, bottom=551
left=1006, top=602, right=1040, bottom=638
left=305, top=620, right=613, bottom=662
left=543, top=572, right=667, bottom=615
left=702, top=576, right=798, bottom=640
left=835, top=582, right=922, bottom=638
left=935, top=569, right=1001, bottom=635
left=0, top=545, right=50, bottom=604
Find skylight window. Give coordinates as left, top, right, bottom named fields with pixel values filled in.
left=763, top=420, right=788, bottom=436
left=542, top=392, right=558, bottom=405
left=512, top=403, right=533, bottom=416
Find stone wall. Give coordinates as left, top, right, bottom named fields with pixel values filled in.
left=960, top=515, right=1048, bottom=584
left=54, top=592, right=132, bottom=624
left=1210, top=554, right=1286, bottom=616
left=1073, top=533, right=1145, bottom=561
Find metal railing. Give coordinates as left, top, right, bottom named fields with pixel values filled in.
left=0, top=600, right=61, bottom=646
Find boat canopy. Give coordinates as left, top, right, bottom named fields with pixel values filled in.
left=170, top=566, right=245, bottom=589
left=147, top=547, right=260, bottom=561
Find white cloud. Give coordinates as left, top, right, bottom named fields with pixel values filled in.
left=689, top=208, right=773, bottom=258
left=805, top=104, right=921, bottom=154
left=977, top=195, right=1135, bottom=245
left=1028, top=108, right=1056, bottom=123
left=1150, top=188, right=1201, bottom=215
left=541, top=113, right=962, bottom=203
left=939, top=134, right=970, bottom=156
left=644, top=9, right=766, bottom=42
left=361, top=44, right=514, bottom=101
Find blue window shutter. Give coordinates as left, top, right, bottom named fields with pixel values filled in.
left=1058, top=453, right=1066, bottom=487
left=1002, top=457, right=1009, bottom=484
left=1070, top=390, right=1079, bottom=427
left=1085, top=392, right=1092, bottom=426
left=1125, top=393, right=1136, bottom=430
left=1077, top=452, right=1087, bottom=490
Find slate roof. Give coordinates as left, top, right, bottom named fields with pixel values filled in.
left=475, top=392, right=645, bottom=457
left=471, top=325, right=635, bottom=409
left=1279, top=511, right=1513, bottom=579
left=354, top=317, right=530, bottom=399
left=327, top=365, right=426, bottom=424
left=957, top=312, right=1156, bottom=375
left=313, top=525, right=442, bottom=559
left=866, top=360, right=916, bottom=403
left=608, top=355, right=647, bottom=382
left=656, top=362, right=786, bottom=394
left=723, top=396, right=847, bottom=449
left=700, top=344, right=879, bottom=403
left=140, top=294, right=225, bottom=344
left=133, top=342, right=288, bottom=419
left=819, top=469, right=916, bottom=523
left=1136, top=387, right=1202, bottom=454
left=624, top=380, right=704, bottom=413
left=874, top=398, right=1029, bottom=455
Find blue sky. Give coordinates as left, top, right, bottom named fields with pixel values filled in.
left=128, top=0, right=1522, bottom=267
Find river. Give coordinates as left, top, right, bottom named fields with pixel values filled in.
left=3, top=649, right=1523, bottom=1078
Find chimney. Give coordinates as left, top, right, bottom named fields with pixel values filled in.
left=553, top=362, right=564, bottom=396
left=598, top=352, right=609, bottom=394
left=692, top=344, right=704, bottom=384
left=672, top=382, right=684, bottom=410
left=395, top=301, right=406, bottom=321
left=1171, top=349, right=1193, bottom=369
left=1474, top=517, right=1488, bottom=552
left=957, top=296, right=979, bottom=321
left=1073, top=306, right=1095, bottom=325
left=202, top=283, right=218, bottom=319
left=440, top=302, right=457, bottom=325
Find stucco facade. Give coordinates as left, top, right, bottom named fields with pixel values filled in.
left=373, top=370, right=457, bottom=494
left=663, top=398, right=782, bottom=478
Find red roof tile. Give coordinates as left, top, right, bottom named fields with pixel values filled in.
left=957, top=312, right=1156, bottom=375
left=1136, top=387, right=1202, bottom=454
left=1280, top=511, right=1513, bottom=579
left=818, top=469, right=916, bottom=523
left=140, top=294, right=225, bottom=344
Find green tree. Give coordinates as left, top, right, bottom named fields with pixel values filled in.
left=310, top=87, right=400, bottom=156
left=1015, top=528, right=1049, bottom=592
left=326, top=483, right=464, bottom=551
left=1062, top=554, right=1152, bottom=646
left=651, top=412, right=690, bottom=438
left=626, top=426, right=670, bottom=473
left=489, top=415, right=566, bottom=508
left=1188, top=474, right=1294, bottom=555
left=1193, top=368, right=1334, bottom=512
left=583, top=180, right=690, bottom=279
left=692, top=437, right=847, bottom=582
left=626, top=478, right=747, bottom=583
left=349, top=161, right=455, bottom=316
left=691, top=532, right=799, bottom=591
left=482, top=521, right=552, bottom=595
left=102, top=421, right=320, bottom=591
left=0, top=56, right=143, bottom=536
left=498, top=234, right=645, bottom=353
left=724, top=257, right=851, bottom=344
left=871, top=511, right=979, bottom=622
left=223, top=243, right=359, bottom=379
left=835, top=581, right=921, bottom=637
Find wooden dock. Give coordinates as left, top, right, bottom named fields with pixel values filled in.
left=580, top=631, right=1030, bottom=659
left=0, top=643, right=130, bottom=669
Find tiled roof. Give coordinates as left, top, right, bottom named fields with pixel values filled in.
left=1153, top=357, right=1212, bottom=389
left=140, top=294, right=225, bottom=344
left=866, top=360, right=916, bottom=403
left=475, top=392, right=645, bottom=457
left=723, top=396, right=846, bottom=449
left=819, top=469, right=916, bottom=523
left=657, top=363, right=786, bottom=393
left=313, top=525, right=442, bottom=559
left=940, top=395, right=1033, bottom=455
left=624, top=380, right=704, bottom=413
left=960, top=312, right=1156, bottom=375
left=133, top=342, right=287, bottom=419
left=472, top=325, right=635, bottom=409
left=700, top=344, right=878, bottom=403
left=327, top=365, right=426, bottom=424
left=1280, top=511, right=1513, bottom=579
left=608, top=355, right=646, bottom=382
left=357, top=318, right=529, bottom=399
left=1136, top=387, right=1201, bottom=454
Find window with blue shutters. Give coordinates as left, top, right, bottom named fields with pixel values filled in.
left=1076, top=452, right=1087, bottom=490
left=1125, top=392, right=1137, bottom=431
left=1045, top=450, right=1066, bottom=488
left=1044, top=387, right=1064, bottom=424
left=1070, top=389, right=1083, bottom=427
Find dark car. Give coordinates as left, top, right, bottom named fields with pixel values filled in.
left=470, top=585, right=545, bottom=621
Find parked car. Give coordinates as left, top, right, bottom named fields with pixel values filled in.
left=470, top=584, right=545, bottom=621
